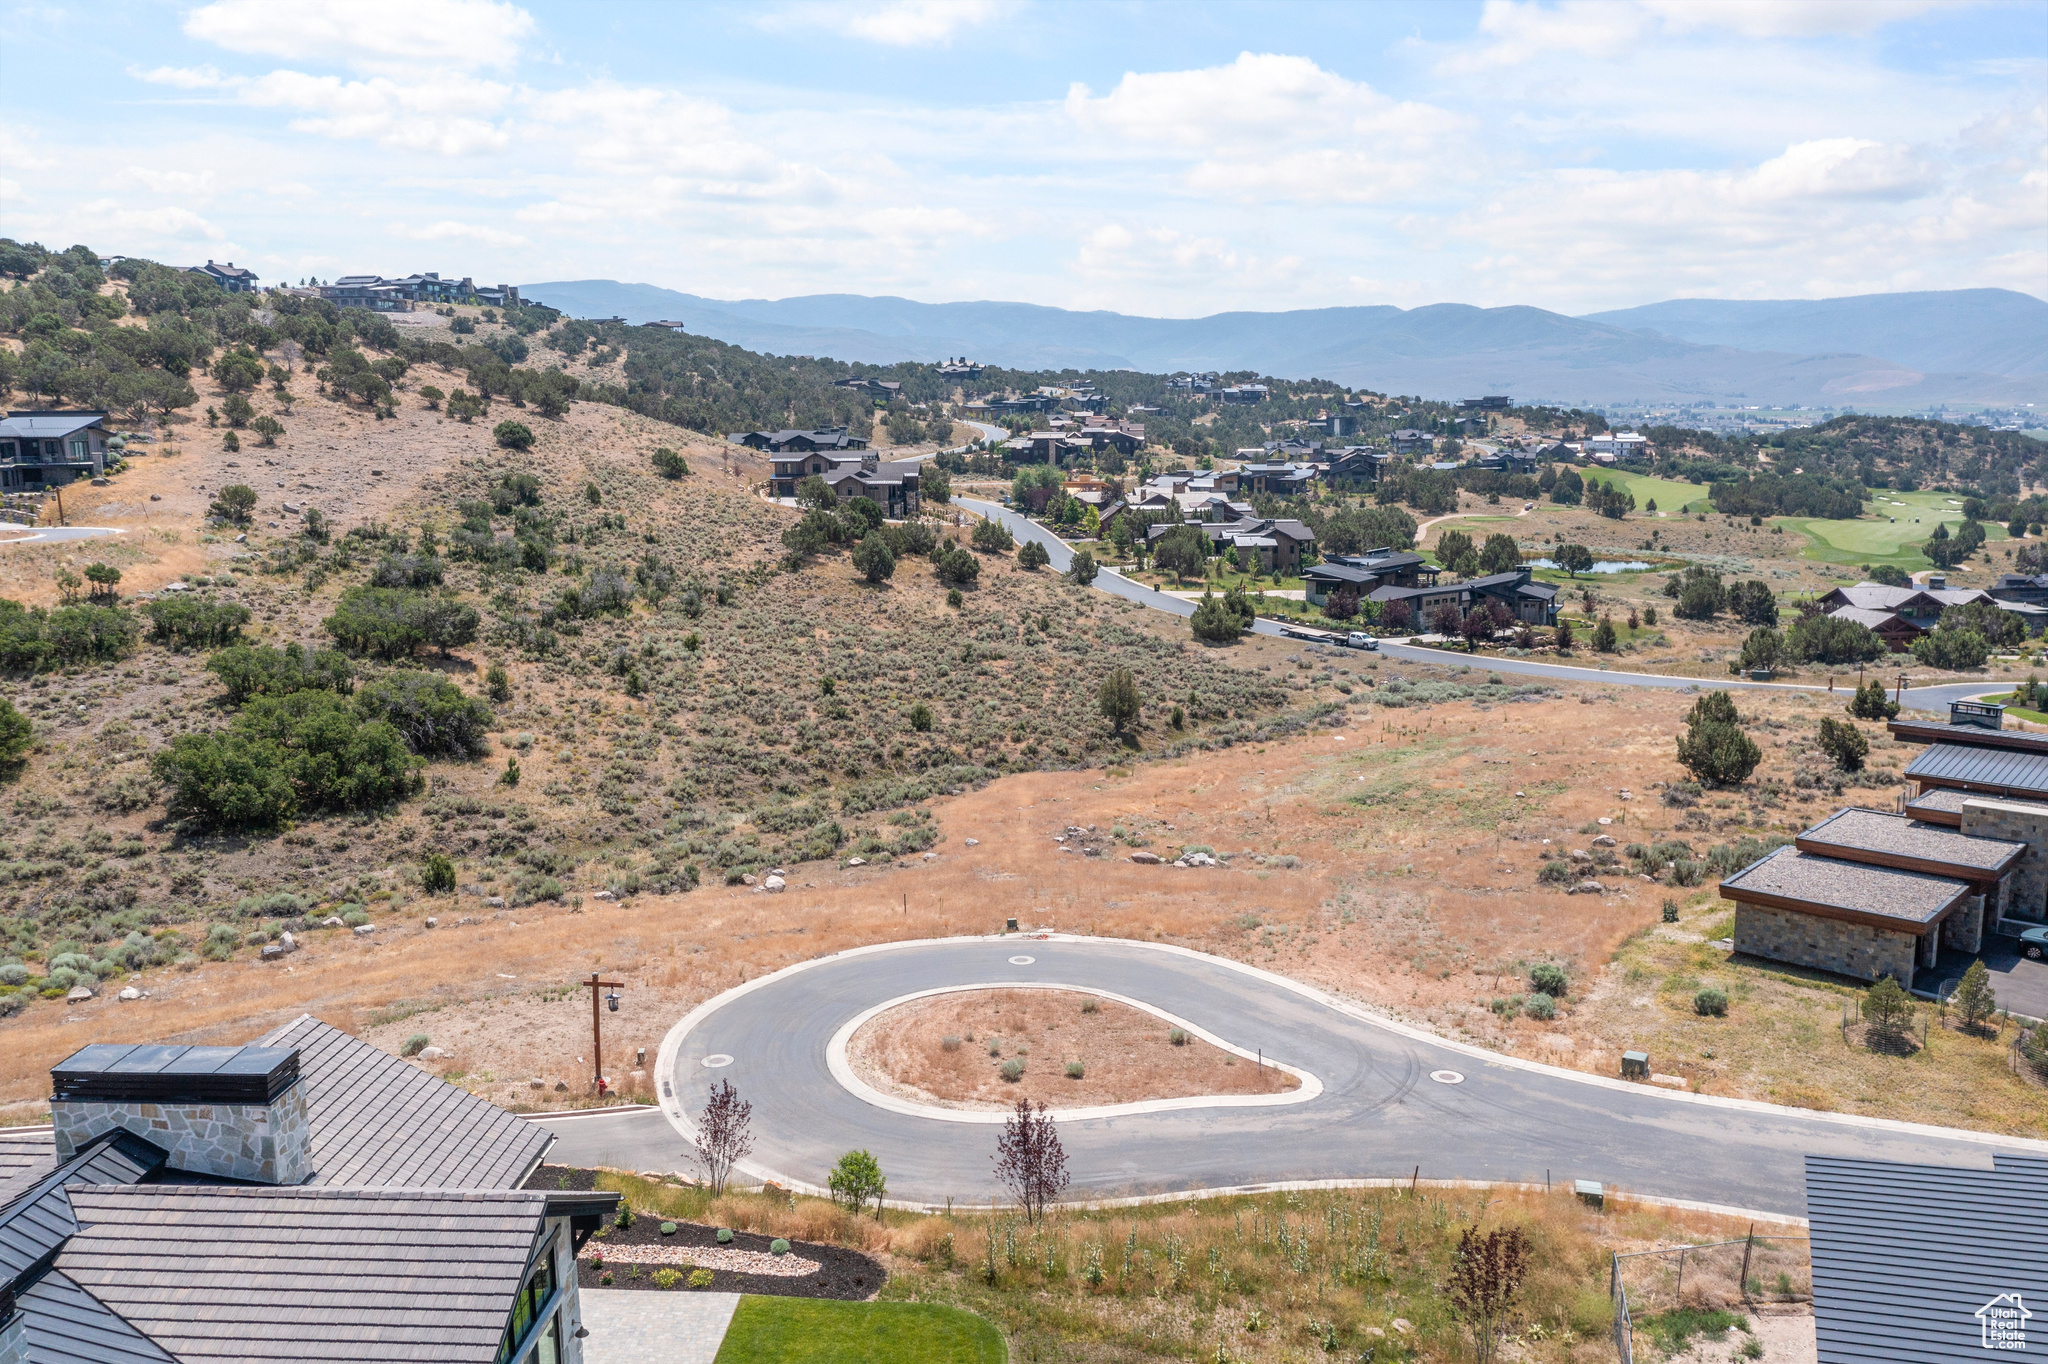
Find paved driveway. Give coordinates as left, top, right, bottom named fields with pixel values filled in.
left=578, top=1289, right=740, bottom=1364
left=1929, top=934, right=2048, bottom=1022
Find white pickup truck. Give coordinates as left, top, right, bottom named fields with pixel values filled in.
left=1344, top=632, right=1379, bottom=651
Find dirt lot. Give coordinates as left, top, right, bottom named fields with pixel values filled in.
left=844, top=987, right=1297, bottom=1110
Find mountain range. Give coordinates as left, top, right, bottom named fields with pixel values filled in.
left=520, top=281, right=2046, bottom=410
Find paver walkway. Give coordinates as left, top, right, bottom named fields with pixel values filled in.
left=580, top=1288, right=742, bottom=1364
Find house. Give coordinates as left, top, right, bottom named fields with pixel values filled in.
left=1302, top=550, right=1439, bottom=605
left=643, top=320, right=690, bottom=332
left=822, top=452, right=925, bottom=519
left=1465, top=569, right=1559, bottom=625
left=1460, top=396, right=1512, bottom=411
left=321, top=275, right=412, bottom=310
left=936, top=359, right=982, bottom=378
left=1219, top=384, right=1269, bottom=404
left=740, top=425, right=871, bottom=461
left=185, top=260, right=259, bottom=292
left=1714, top=707, right=2048, bottom=987
left=1826, top=605, right=1924, bottom=652
left=0, top=412, right=110, bottom=491
left=1322, top=447, right=1390, bottom=485
left=471, top=284, right=521, bottom=308
left=1584, top=431, right=1652, bottom=460
left=1236, top=462, right=1318, bottom=496
left=0, top=1016, right=616, bottom=1363
left=1804, top=1153, right=2046, bottom=1363
left=1167, top=372, right=1218, bottom=394
left=1390, top=429, right=1433, bottom=456
left=1818, top=581, right=2005, bottom=645
left=831, top=377, right=904, bottom=400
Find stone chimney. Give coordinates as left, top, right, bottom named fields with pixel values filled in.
left=51, top=1043, right=310, bottom=1185
left=861, top=452, right=879, bottom=473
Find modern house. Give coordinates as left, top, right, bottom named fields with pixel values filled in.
left=1584, top=431, right=1651, bottom=460
left=1357, top=567, right=1557, bottom=631
left=184, top=260, right=259, bottom=292
left=1302, top=550, right=1436, bottom=606
left=0, top=1015, right=616, bottom=1363
left=1805, top=1153, right=2046, bottom=1364
left=936, top=359, right=982, bottom=378
left=1390, top=429, right=1433, bottom=456
left=1460, top=396, right=1511, bottom=411
left=1236, top=462, right=1318, bottom=496
left=741, top=425, right=872, bottom=465
left=1715, top=706, right=2048, bottom=987
left=0, top=412, right=111, bottom=491
left=1167, top=373, right=1219, bottom=394
left=822, top=453, right=927, bottom=519
left=1816, top=581, right=2008, bottom=648
left=1219, top=384, right=1269, bottom=404
left=832, top=377, right=904, bottom=401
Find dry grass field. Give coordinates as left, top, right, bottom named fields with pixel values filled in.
left=844, top=987, right=1298, bottom=1110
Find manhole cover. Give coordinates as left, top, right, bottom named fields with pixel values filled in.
left=1009, top=955, right=1036, bottom=965
left=701, top=1054, right=734, bottom=1068
left=1430, top=1070, right=1465, bottom=1085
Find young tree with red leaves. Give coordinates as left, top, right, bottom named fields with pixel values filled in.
left=1448, top=1225, right=1531, bottom=1364
left=695, top=1078, right=753, bottom=1196
left=1461, top=606, right=1494, bottom=651
left=993, top=1098, right=1068, bottom=1223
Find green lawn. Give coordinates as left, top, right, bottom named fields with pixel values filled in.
left=1780, top=491, right=2007, bottom=570
left=713, top=1297, right=1006, bottom=1364
left=1978, top=692, right=2048, bottom=725
left=1585, top=470, right=1714, bottom=515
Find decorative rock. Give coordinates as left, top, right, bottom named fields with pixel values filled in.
left=1650, top=1073, right=1689, bottom=1089
left=1569, top=879, right=1607, bottom=895
left=922, top=852, right=937, bottom=860
left=1392, top=1319, right=1414, bottom=1336
left=352, top=923, right=376, bottom=935
left=117, top=986, right=142, bottom=1001
left=1597, top=816, right=1613, bottom=825
left=554, top=1080, right=568, bottom=1092
left=741, top=875, right=756, bottom=886
left=530, top=1078, right=545, bottom=1089
left=763, top=875, right=786, bottom=892
left=424, top=917, right=438, bottom=928
left=261, top=944, right=286, bottom=961
left=456, top=916, right=477, bottom=926
left=66, top=986, right=94, bottom=1003
left=1129, top=851, right=1162, bottom=864
left=279, top=931, right=296, bottom=951
left=149, top=493, right=161, bottom=501
left=1568, top=849, right=1593, bottom=863
left=1591, top=834, right=1617, bottom=847
left=1182, top=852, right=1218, bottom=868
left=485, top=896, right=506, bottom=908
left=963, top=838, right=979, bottom=846
left=846, top=857, right=866, bottom=867
left=592, top=890, right=617, bottom=901
left=321, top=916, right=345, bottom=927
left=416, top=1046, right=446, bottom=1061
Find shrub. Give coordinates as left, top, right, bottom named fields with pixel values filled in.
left=1064, top=1061, right=1085, bottom=1079
left=1861, top=975, right=1914, bottom=1042
left=935, top=545, right=980, bottom=585
left=1016, top=539, right=1050, bottom=570
left=153, top=690, right=423, bottom=829
left=652, top=447, right=689, bottom=479
left=1537, top=860, right=1573, bottom=884
left=909, top=702, right=933, bottom=732
left=144, top=598, right=245, bottom=651
left=324, top=587, right=479, bottom=658
left=1816, top=716, right=1869, bottom=772
left=1524, top=994, right=1556, bottom=1020
left=1694, top=988, right=1729, bottom=1017
left=941, top=1035, right=961, bottom=1052
left=1190, top=590, right=1245, bottom=644
left=205, top=643, right=352, bottom=703
left=1787, top=611, right=1885, bottom=665
left=1676, top=691, right=1760, bottom=787
left=0, top=697, right=30, bottom=768
left=688, top=1269, right=714, bottom=1289
left=1168, top=1028, right=1189, bottom=1046
left=1846, top=678, right=1899, bottom=720
left=1529, top=964, right=1568, bottom=997
left=1097, top=665, right=1140, bottom=734
left=946, top=588, right=963, bottom=608
left=971, top=518, right=1014, bottom=553
left=652, top=1269, right=681, bottom=1290
left=421, top=852, right=456, bottom=895
left=1080, top=998, right=1100, bottom=1014
left=1000, top=1058, right=1026, bottom=1081
left=1067, top=549, right=1099, bottom=586
left=1662, top=899, right=1680, bottom=924
left=770, top=1239, right=790, bottom=1256
left=493, top=420, right=535, bottom=451
left=401, top=1034, right=430, bottom=1057
left=353, top=671, right=493, bottom=757
left=852, top=531, right=896, bottom=583
left=1913, top=627, right=1989, bottom=671
left=208, top=484, right=257, bottom=525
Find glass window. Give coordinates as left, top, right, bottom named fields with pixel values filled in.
left=0, top=442, right=14, bottom=459
left=496, top=1240, right=558, bottom=1362
left=535, top=1316, right=561, bottom=1364
left=70, top=439, right=88, bottom=460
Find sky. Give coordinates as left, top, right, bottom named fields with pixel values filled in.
left=2, top=0, right=2043, bottom=318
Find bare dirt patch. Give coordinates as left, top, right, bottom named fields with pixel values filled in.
left=845, top=987, right=1298, bottom=1110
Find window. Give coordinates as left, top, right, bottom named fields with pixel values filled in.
left=496, top=1238, right=558, bottom=1362
left=70, top=439, right=88, bottom=461
left=0, top=442, right=14, bottom=460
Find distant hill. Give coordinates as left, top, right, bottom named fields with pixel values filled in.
left=521, top=280, right=2045, bottom=408
left=1581, top=289, right=2048, bottom=378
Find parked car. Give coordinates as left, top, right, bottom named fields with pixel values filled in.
left=1345, top=632, right=1379, bottom=651
left=2020, top=923, right=2048, bottom=959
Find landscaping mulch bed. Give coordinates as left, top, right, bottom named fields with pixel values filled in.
left=527, top=1166, right=886, bottom=1300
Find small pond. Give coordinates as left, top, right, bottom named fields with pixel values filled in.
left=1524, top=559, right=1654, bottom=574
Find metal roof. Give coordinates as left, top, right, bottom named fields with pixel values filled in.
left=0, top=412, right=105, bottom=439
left=0, top=1130, right=164, bottom=1289
left=1806, top=1154, right=2048, bottom=1364
left=58, top=1186, right=549, bottom=1364
left=51, top=1042, right=299, bottom=1105
left=256, top=1014, right=551, bottom=1188
left=1905, top=742, right=2048, bottom=798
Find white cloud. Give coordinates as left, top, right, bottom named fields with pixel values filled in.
left=184, top=0, right=534, bottom=71
left=390, top=219, right=530, bottom=247
left=122, top=167, right=218, bottom=196
left=762, top=0, right=1010, bottom=47
left=137, top=64, right=516, bottom=154
left=1642, top=0, right=1966, bottom=39
left=1451, top=0, right=1967, bottom=71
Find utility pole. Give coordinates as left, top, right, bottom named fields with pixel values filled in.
left=584, top=971, right=624, bottom=1094
left=1896, top=672, right=1908, bottom=706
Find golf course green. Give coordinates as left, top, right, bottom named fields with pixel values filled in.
left=1780, top=491, right=2007, bottom=570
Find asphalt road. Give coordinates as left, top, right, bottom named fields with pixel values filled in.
left=536, top=937, right=2046, bottom=1216
left=0, top=525, right=124, bottom=545
left=954, top=497, right=1989, bottom=716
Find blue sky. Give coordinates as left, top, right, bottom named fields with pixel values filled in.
left=2, top=0, right=2042, bottom=317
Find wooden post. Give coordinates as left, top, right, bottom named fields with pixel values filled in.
left=1739, top=1224, right=1755, bottom=1302
left=1676, top=1246, right=1686, bottom=1304
left=584, top=971, right=624, bottom=1092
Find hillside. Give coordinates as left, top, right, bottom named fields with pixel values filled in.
left=523, top=280, right=2045, bottom=408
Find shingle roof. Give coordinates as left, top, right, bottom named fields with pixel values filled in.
left=1797, top=807, right=2026, bottom=880
left=1806, top=1155, right=2048, bottom=1364
left=1830, top=606, right=1907, bottom=630
left=1905, top=741, right=2048, bottom=799
left=0, top=1127, right=56, bottom=1205
left=17, top=1268, right=178, bottom=1364
left=59, top=1186, right=549, bottom=1363
left=1719, top=845, right=1971, bottom=929
left=255, top=1015, right=551, bottom=1188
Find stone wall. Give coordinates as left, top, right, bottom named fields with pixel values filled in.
left=1732, top=902, right=1922, bottom=987
left=1942, top=894, right=1986, bottom=955
left=1961, top=800, right=2048, bottom=925
left=53, top=1082, right=309, bottom=1185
